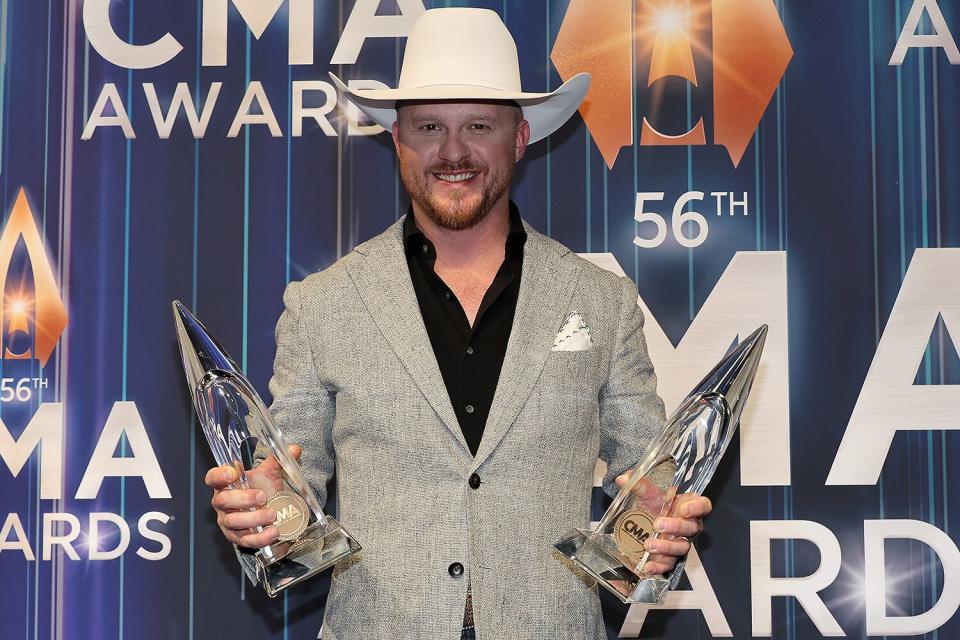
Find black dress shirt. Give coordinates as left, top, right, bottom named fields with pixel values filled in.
left=403, top=203, right=527, bottom=456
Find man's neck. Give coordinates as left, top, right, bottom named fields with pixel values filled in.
left=411, top=197, right=512, bottom=272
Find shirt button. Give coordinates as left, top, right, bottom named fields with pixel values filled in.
left=444, top=291, right=452, bottom=300
left=465, top=404, right=474, bottom=414
left=448, top=562, right=464, bottom=578
left=465, top=346, right=474, bottom=355
left=469, top=473, right=481, bottom=489
left=421, top=244, right=430, bottom=254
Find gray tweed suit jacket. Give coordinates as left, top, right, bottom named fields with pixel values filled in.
left=267, top=216, right=666, bottom=639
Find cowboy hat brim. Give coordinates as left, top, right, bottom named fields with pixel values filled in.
left=329, top=72, right=590, bottom=144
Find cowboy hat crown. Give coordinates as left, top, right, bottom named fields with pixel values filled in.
left=330, top=7, right=590, bottom=142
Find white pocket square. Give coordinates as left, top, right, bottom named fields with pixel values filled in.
left=551, top=311, right=592, bottom=352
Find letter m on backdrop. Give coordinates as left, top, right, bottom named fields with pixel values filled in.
left=583, top=252, right=790, bottom=486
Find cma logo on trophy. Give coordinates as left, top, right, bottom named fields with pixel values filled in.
left=551, top=0, right=793, bottom=168
left=0, top=189, right=171, bottom=563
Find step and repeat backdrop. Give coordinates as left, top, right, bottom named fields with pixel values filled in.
left=2, top=0, right=959, bottom=638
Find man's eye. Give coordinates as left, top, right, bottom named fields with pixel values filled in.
left=468, top=123, right=490, bottom=131
left=420, top=124, right=441, bottom=132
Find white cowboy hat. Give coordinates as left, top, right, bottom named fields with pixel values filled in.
left=329, top=7, right=590, bottom=143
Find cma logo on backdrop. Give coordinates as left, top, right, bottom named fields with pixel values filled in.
left=80, top=0, right=959, bottom=145
left=0, top=189, right=68, bottom=364
left=0, top=189, right=172, bottom=564
left=79, top=0, right=795, bottom=155
left=551, top=0, right=792, bottom=168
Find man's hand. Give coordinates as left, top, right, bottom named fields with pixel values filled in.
left=205, top=444, right=302, bottom=549
left=614, top=473, right=712, bottom=575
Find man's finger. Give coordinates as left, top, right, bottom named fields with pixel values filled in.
left=231, top=527, right=279, bottom=549
left=221, top=508, right=277, bottom=531
left=674, top=495, right=712, bottom=518
left=645, top=536, right=691, bottom=558
left=643, top=557, right=678, bottom=575
left=289, top=444, right=302, bottom=461
left=211, top=488, right=268, bottom=512
left=655, top=516, right=703, bottom=538
left=613, top=474, right=660, bottom=499
left=204, top=465, right=238, bottom=489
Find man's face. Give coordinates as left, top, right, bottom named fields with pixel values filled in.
left=392, top=101, right=529, bottom=231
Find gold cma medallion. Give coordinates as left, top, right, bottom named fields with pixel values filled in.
left=613, top=508, right=656, bottom=558
left=266, top=490, right=309, bottom=543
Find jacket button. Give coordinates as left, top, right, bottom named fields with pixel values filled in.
left=448, top=562, right=464, bottom=578
left=468, top=473, right=481, bottom=489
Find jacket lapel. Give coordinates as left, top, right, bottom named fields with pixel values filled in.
left=345, top=219, right=472, bottom=461
left=472, top=224, right=583, bottom=468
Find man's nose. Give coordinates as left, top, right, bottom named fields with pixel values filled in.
left=438, top=131, right=470, bottom=164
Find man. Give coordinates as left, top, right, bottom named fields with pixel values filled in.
left=206, top=8, right=710, bottom=639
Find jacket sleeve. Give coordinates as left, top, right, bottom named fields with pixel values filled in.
left=598, top=275, right=666, bottom=497
left=597, top=275, right=686, bottom=589
left=237, top=279, right=338, bottom=585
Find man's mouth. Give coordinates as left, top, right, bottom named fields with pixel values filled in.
left=433, top=171, right=480, bottom=184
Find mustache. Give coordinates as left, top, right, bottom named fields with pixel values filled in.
left=425, top=162, right=486, bottom=174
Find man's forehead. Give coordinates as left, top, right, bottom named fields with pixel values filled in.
left=396, top=99, right=519, bottom=120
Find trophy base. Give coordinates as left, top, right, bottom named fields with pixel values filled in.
left=257, top=515, right=361, bottom=598
left=554, top=528, right=670, bottom=604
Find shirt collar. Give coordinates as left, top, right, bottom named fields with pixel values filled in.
left=403, top=201, right=527, bottom=258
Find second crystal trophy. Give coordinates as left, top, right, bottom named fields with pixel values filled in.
left=554, top=325, right=768, bottom=604
left=173, top=301, right=361, bottom=597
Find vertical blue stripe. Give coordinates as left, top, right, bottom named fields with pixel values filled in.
left=775, top=2, right=794, bottom=634
left=43, top=0, right=53, bottom=226
left=0, top=0, right=9, bottom=198
left=631, top=0, right=638, bottom=285
left=917, top=41, right=938, bottom=635
left=188, top=0, right=203, bottom=636
left=36, top=2, right=52, bottom=633
left=686, top=81, right=693, bottom=321
left=868, top=4, right=880, bottom=343
left=283, top=39, right=293, bottom=640
left=932, top=43, right=948, bottom=541
left=0, top=0, right=8, bottom=196
left=931, top=51, right=941, bottom=247
left=754, top=131, right=761, bottom=249
left=0, top=0, right=8, bottom=176
left=584, top=127, right=591, bottom=251
left=395, top=37, right=401, bottom=221
left=776, top=71, right=784, bottom=249
left=918, top=52, right=928, bottom=249
left=237, top=22, right=253, bottom=604
left=83, top=37, right=89, bottom=125
left=602, top=167, right=608, bottom=251
left=242, top=31, right=251, bottom=371
left=545, top=0, right=551, bottom=237
left=781, top=79, right=789, bottom=249
left=118, top=2, right=137, bottom=636
left=895, top=3, right=906, bottom=278
left=286, top=65, right=292, bottom=285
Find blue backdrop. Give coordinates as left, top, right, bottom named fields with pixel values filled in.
left=2, top=0, right=959, bottom=638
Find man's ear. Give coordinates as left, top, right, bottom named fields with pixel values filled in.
left=392, top=121, right=402, bottom=155
left=515, top=119, right=530, bottom=161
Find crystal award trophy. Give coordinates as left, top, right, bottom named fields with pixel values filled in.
left=554, top=324, right=768, bottom=604
left=173, top=301, right=361, bottom=597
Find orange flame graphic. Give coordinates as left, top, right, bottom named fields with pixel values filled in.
left=551, top=0, right=633, bottom=168
left=551, top=0, right=793, bottom=168
left=0, top=189, right=67, bottom=366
